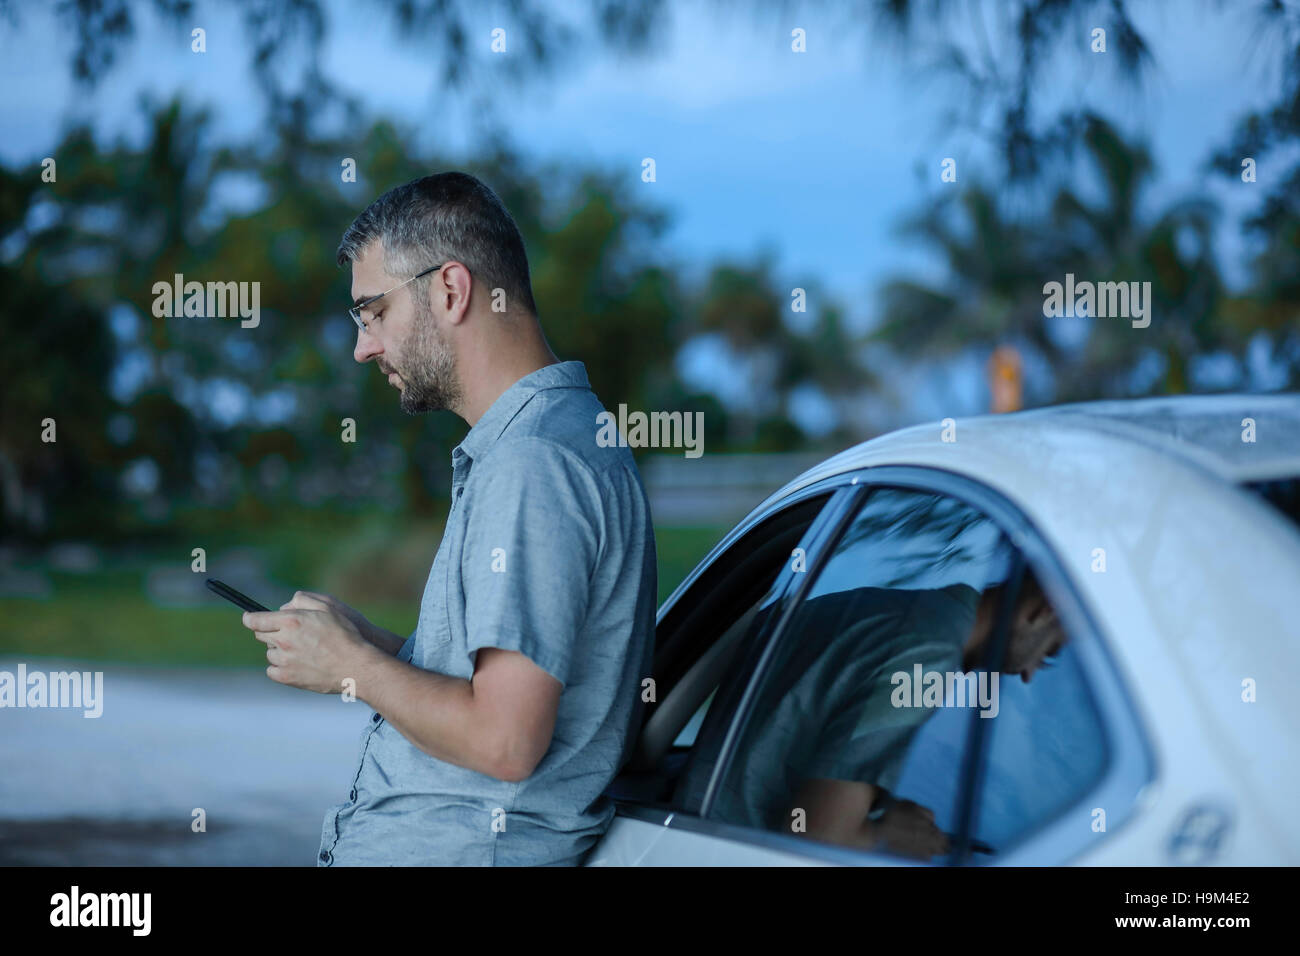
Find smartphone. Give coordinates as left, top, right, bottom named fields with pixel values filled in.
left=205, top=577, right=270, bottom=613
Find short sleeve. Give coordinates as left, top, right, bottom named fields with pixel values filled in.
left=798, top=586, right=974, bottom=787
left=460, top=437, right=603, bottom=688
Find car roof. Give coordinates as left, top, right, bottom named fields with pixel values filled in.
left=1013, top=393, right=1300, bottom=483
left=766, top=394, right=1300, bottom=506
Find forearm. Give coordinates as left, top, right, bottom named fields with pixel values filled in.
left=798, top=810, right=883, bottom=849
left=811, top=818, right=885, bottom=850
left=789, top=781, right=885, bottom=848
left=350, top=648, right=503, bottom=778
left=360, top=623, right=406, bottom=657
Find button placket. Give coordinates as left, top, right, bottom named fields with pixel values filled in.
left=442, top=473, right=467, bottom=647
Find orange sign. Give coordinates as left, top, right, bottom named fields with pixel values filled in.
left=988, top=346, right=1022, bottom=413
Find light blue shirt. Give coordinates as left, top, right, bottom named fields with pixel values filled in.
left=319, top=361, right=657, bottom=865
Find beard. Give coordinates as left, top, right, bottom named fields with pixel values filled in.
left=390, top=310, right=463, bottom=415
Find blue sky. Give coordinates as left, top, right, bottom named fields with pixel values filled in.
left=0, top=0, right=1285, bottom=429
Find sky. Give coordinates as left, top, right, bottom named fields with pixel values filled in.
left=0, top=0, right=1286, bottom=430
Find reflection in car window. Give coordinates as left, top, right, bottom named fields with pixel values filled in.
left=970, top=638, right=1108, bottom=856
left=682, top=488, right=1015, bottom=862
left=673, top=689, right=716, bottom=748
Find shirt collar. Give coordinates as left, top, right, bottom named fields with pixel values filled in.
left=453, top=360, right=590, bottom=464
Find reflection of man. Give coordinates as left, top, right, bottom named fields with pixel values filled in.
left=681, top=571, right=1066, bottom=860
left=962, top=573, right=1066, bottom=682
left=787, top=572, right=1067, bottom=859
left=679, top=583, right=977, bottom=842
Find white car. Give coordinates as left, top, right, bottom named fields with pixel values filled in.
left=586, top=394, right=1300, bottom=866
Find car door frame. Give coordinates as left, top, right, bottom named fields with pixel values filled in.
left=609, top=477, right=863, bottom=827
left=614, top=464, right=1154, bottom=866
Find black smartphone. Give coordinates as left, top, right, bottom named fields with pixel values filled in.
left=205, top=577, right=270, bottom=613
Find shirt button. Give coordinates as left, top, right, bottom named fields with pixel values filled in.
left=372, top=713, right=381, bottom=723
left=349, top=789, right=357, bottom=801
left=319, top=851, right=330, bottom=862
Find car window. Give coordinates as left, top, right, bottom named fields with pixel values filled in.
left=672, top=688, right=716, bottom=748
left=679, top=487, right=1016, bottom=862
left=606, top=490, right=838, bottom=807
left=967, top=603, right=1110, bottom=859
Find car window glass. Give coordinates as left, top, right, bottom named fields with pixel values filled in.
left=693, top=487, right=1015, bottom=862
left=969, top=617, right=1109, bottom=857
left=672, top=688, right=716, bottom=748
left=613, top=492, right=837, bottom=809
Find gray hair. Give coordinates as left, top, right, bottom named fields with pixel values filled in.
left=336, top=171, right=538, bottom=318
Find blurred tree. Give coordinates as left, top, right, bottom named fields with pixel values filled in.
left=526, top=168, right=683, bottom=419
left=689, top=256, right=874, bottom=447
left=0, top=243, right=120, bottom=539
left=18, top=0, right=667, bottom=125
left=12, top=0, right=1291, bottom=549
left=1205, top=0, right=1300, bottom=389
left=867, top=0, right=1154, bottom=186
left=868, top=0, right=1298, bottom=395
left=12, top=94, right=859, bottom=539
left=873, top=114, right=1231, bottom=403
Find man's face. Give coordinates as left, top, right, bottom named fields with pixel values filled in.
left=962, top=580, right=1067, bottom=681
left=1000, top=587, right=1067, bottom=682
left=350, top=242, right=463, bottom=415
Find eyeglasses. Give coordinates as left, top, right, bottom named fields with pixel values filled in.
left=349, top=262, right=446, bottom=332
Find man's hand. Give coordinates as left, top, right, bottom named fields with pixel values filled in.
left=872, top=797, right=950, bottom=860
left=242, top=591, right=378, bottom=693
left=279, top=590, right=406, bottom=656
left=787, top=779, right=950, bottom=860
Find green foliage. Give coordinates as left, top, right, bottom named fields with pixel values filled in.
left=1, top=94, right=859, bottom=541
left=871, top=112, right=1285, bottom=403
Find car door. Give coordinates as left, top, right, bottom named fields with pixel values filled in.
left=634, top=480, right=1017, bottom=865
left=592, top=466, right=1152, bottom=866
left=586, top=479, right=852, bottom=865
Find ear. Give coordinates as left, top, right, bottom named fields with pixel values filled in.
left=438, top=261, right=475, bottom=326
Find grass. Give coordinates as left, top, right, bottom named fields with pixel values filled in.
left=0, top=512, right=732, bottom=667
left=652, top=525, right=731, bottom=604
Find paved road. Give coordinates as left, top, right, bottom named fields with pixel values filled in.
left=0, top=656, right=370, bottom=865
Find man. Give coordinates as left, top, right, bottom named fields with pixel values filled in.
left=241, top=172, right=658, bottom=866
left=778, top=571, right=1067, bottom=859
left=681, top=570, right=1065, bottom=859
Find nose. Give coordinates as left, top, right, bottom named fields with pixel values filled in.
left=354, top=327, right=382, bottom=365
